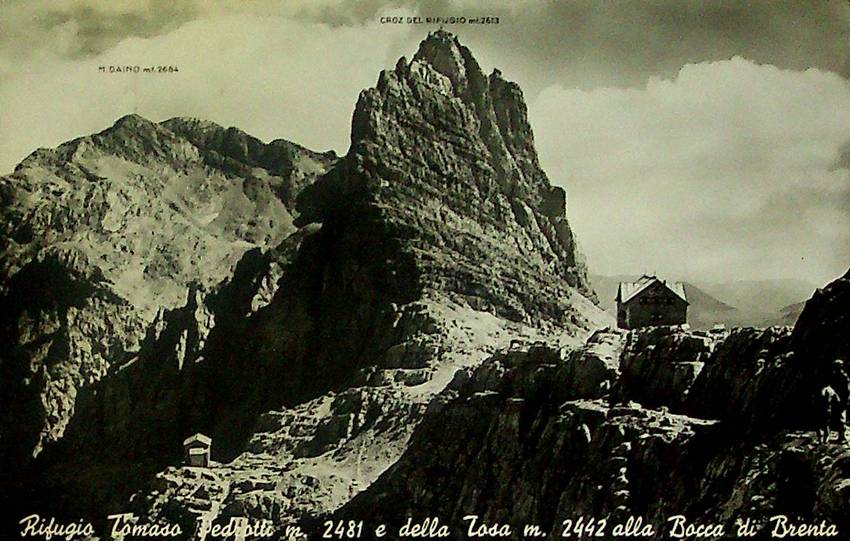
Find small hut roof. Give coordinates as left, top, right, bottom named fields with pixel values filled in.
left=617, top=275, right=687, bottom=304
left=183, top=433, right=212, bottom=447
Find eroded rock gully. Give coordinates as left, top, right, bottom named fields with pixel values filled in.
left=1, top=30, right=603, bottom=534
left=0, top=30, right=847, bottom=540
left=337, top=296, right=850, bottom=540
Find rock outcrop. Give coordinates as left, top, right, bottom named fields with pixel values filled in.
left=0, top=115, right=336, bottom=476
left=790, top=268, right=850, bottom=388
left=1, top=29, right=847, bottom=541
left=0, top=30, right=607, bottom=537
left=336, top=276, right=850, bottom=539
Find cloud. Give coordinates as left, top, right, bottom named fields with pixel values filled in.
left=530, top=58, right=850, bottom=284
left=3, top=0, right=849, bottom=92
left=0, top=12, right=418, bottom=172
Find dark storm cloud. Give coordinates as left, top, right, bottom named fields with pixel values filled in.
left=405, top=0, right=850, bottom=92
left=33, top=1, right=199, bottom=57
left=0, top=1, right=199, bottom=65
left=3, top=1, right=849, bottom=88
left=551, top=0, right=850, bottom=83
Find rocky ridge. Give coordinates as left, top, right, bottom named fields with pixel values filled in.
left=1, top=29, right=608, bottom=536
left=1, top=29, right=847, bottom=541
left=126, top=269, right=850, bottom=539
left=335, top=270, right=850, bottom=539
left=0, top=114, right=336, bottom=475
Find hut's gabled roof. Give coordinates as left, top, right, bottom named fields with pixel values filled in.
left=183, top=433, right=212, bottom=447
left=616, top=275, right=687, bottom=304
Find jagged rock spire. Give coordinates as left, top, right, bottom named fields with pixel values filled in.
left=318, top=31, right=597, bottom=313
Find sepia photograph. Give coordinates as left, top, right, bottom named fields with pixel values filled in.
left=1, top=1, right=849, bottom=539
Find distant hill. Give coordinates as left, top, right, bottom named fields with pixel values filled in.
left=589, top=274, right=635, bottom=314
left=590, top=275, right=815, bottom=329
left=696, top=279, right=817, bottom=316
left=695, top=279, right=816, bottom=328
left=760, top=301, right=806, bottom=327
left=681, top=283, right=740, bottom=329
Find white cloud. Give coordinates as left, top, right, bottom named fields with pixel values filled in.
left=0, top=12, right=418, bottom=172
left=530, top=58, right=850, bottom=284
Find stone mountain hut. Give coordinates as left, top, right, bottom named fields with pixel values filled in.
left=616, top=275, right=688, bottom=329
left=183, top=433, right=212, bottom=467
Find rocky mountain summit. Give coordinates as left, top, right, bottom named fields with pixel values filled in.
left=0, top=113, right=336, bottom=473
left=1, top=30, right=848, bottom=540
left=0, top=30, right=606, bottom=535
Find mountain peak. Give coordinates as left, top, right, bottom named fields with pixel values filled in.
left=160, top=116, right=225, bottom=134
left=14, top=113, right=167, bottom=171
left=99, top=112, right=171, bottom=144
left=321, top=32, right=597, bottom=312
left=414, top=28, right=462, bottom=61
left=411, top=29, right=479, bottom=96
left=112, top=112, right=153, bottom=128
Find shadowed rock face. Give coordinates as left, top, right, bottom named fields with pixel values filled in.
left=300, top=30, right=595, bottom=321
left=0, top=30, right=604, bottom=535
left=790, top=269, right=850, bottom=380
left=335, top=270, right=850, bottom=539
left=0, top=114, right=338, bottom=521
left=3, top=28, right=846, bottom=541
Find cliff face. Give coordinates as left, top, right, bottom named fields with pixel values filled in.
left=338, top=269, right=850, bottom=538
left=0, top=115, right=336, bottom=474
left=2, top=29, right=846, bottom=541
left=790, top=269, right=850, bottom=381
left=0, top=30, right=606, bottom=534
left=300, top=30, right=595, bottom=320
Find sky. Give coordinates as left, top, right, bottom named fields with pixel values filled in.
left=1, top=0, right=849, bottom=286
